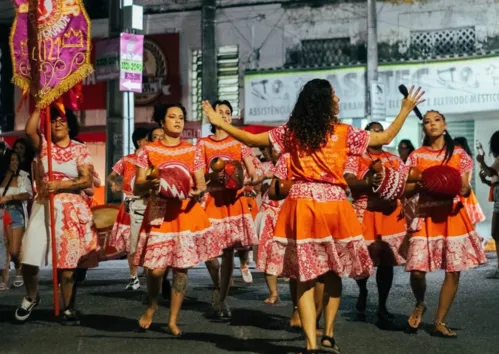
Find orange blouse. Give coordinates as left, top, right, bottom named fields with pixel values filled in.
left=269, top=123, right=370, bottom=189
left=112, top=153, right=139, bottom=196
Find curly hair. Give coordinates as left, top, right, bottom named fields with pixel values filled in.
left=152, top=103, right=187, bottom=126
left=287, top=79, right=338, bottom=153
left=489, top=131, right=499, bottom=158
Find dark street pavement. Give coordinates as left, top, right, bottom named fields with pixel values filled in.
left=1, top=254, right=498, bottom=354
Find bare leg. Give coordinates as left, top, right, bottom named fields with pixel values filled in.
left=139, top=268, right=165, bottom=329
left=322, top=271, right=342, bottom=349
left=238, top=248, right=253, bottom=283
left=59, top=269, right=76, bottom=309
left=1, top=253, right=10, bottom=285
left=355, top=277, right=368, bottom=314
left=127, top=253, right=138, bottom=277
left=289, top=278, right=301, bottom=327
left=297, top=279, right=318, bottom=350
left=408, top=271, right=427, bottom=330
left=219, top=249, right=234, bottom=304
left=314, top=280, right=325, bottom=324
left=492, top=213, right=499, bottom=269
left=205, top=258, right=220, bottom=289
left=433, top=272, right=460, bottom=336
left=263, top=274, right=279, bottom=303
left=169, top=268, right=188, bottom=336
left=376, top=265, right=394, bottom=315
left=22, top=264, right=40, bottom=299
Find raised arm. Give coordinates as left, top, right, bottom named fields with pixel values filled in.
left=25, top=108, right=42, bottom=153
left=368, top=86, right=425, bottom=147
left=202, top=101, right=271, bottom=148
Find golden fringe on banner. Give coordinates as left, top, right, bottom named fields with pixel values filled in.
left=35, top=64, right=94, bottom=109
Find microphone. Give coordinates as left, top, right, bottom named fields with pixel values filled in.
left=398, top=84, right=423, bottom=121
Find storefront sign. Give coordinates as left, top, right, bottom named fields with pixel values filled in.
left=244, top=56, right=499, bottom=123
left=95, top=38, right=120, bottom=81
left=119, top=33, right=144, bottom=92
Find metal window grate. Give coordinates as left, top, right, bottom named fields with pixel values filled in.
left=191, top=46, right=240, bottom=121
left=286, top=38, right=353, bottom=67
left=410, top=27, right=476, bottom=59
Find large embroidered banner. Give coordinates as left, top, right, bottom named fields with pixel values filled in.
left=10, top=0, right=93, bottom=108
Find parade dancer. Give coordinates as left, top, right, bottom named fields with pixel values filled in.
left=107, top=127, right=150, bottom=290
left=15, top=108, right=97, bottom=325
left=134, top=103, right=223, bottom=335
left=476, top=131, right=499, bottom=278
left=453, top=137, right=486, bottom=228
left=404, top=111, right=487, bottom=337
left=198, top=100, right=260, bottom=319
left=344, top=122, right=407, bottom=326
left=203, top=81, right=424, bottom=353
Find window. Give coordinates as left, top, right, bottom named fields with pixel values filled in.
left=410, top=27, right=476, bottom=59
left=286, top=38, right=355, bottom=67
left=190, top=45, right=240, bottom=121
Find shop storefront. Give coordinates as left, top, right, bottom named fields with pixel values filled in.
left=243, top=55, right=499, bottom=232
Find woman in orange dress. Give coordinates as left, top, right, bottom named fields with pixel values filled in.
left=404, top=111, right=487, bottom=337
left=453, top=137, right=486, bottom=227
left=197, top=100, right=260, bottom=319
left=344, top=121, right=407, bottom=326
left=134, top=103, right=223, bottom=335
left=203, top=81, right=424, bottom=353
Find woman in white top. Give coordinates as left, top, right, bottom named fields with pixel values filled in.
left=0, top=150, right=33, bottom=288
left=477, top=130, right=499, bottom=278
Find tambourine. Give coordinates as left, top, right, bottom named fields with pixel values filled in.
left=268, top=178, right=293, bottom=201
left=210, top=158, right=245, bottom=190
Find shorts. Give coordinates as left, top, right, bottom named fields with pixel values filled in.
left=494, top=184, right=499, bottom=214
left=6, top=206, right=25, bottom=229
left=129, top=199, right=147, bottom=254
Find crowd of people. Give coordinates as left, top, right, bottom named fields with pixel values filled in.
left=0, top=81, right=498, bottom=354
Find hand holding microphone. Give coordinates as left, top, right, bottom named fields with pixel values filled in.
left=398, top=85, right=425, bottom=120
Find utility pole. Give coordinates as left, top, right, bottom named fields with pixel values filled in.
left=105, top=0, right=139, bottom=203
left=366, top=0, right=379, bottom=121
left=202, top=0, right=217, bottom=124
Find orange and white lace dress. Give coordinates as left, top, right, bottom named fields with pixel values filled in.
left=257, top=153, right=288, bottom=275
left=108, top=153, right=138, bottom=253
left=21, top=137, right=98, bottom=269
left=133, top=140, right=223, bottom=269
left=265, top=124, right=374, bottom=281
left=404, top=146, right=487, bottom=272
left=197, top=136, right=258, bottom=250
left=345, top=151, right=406, bottom=266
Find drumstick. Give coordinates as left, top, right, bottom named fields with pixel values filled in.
left=398, top=84, right=424, bottom=120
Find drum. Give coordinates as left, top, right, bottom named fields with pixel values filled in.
left=421, top=165, right=461, bottom=198
left=158, top=166, right=192, bottom=200
left=224, top=160, right=244, bottom=190
left=91, top=205, right=124, bottom=261
left=209, top=158, right=245, bottom=190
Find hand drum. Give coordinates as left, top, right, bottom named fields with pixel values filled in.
left=421, top=165, right=461, bottom=198
left=224, top=160, right=244, bottom=190
left=158, top=166, right=192, bottom=200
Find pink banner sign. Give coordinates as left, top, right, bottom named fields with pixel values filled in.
left=119, top=33, right=144, bottom=93
left=95, top=38, right=120, bottom=81
left=10, top=0, right=94, bottom=108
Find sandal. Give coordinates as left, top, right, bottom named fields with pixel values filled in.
left=406, top=303, right=426, bottom=334
left=320, top=335, right=341, bottom=354
left=263, top=294, right=280, bottom=304
left=431, top=322, right=457, bottom=338
left=13, top=275, right=24, bottom=288
left=0, top=282, right=9, bottom=291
